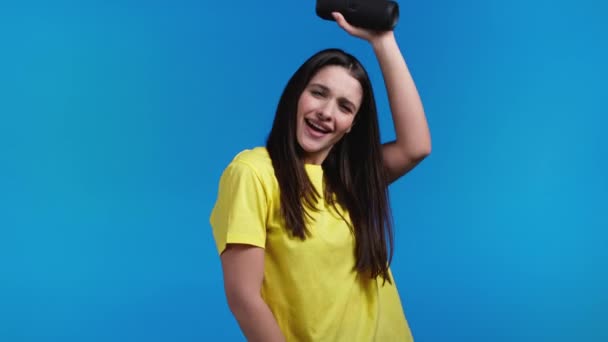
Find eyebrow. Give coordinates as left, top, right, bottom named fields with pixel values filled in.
left=309, top=83, right=357, bottom=111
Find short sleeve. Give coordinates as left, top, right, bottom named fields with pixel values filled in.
left=210, top=160, right=269, bottom=254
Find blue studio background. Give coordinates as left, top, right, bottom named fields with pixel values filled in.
left=1, top=0, right=606, bottom=341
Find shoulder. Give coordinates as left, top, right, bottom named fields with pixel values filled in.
left=223, top=146, right=276, bottom=187
left=232, top=146, right=273, bottom=170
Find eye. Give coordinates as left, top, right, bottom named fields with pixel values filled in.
left=310, top=89, right=324, bottom=97
left=339, top=102, right=354, bottom=114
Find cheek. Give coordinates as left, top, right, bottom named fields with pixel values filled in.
left=295, top=102, right=307, bottom=128
left=297, top=94, right=314, bottom=112
left=337, top=115, right=355, bottom=133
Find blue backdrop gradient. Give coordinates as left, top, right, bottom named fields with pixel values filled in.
left=1, top=1, right=606, bottom=341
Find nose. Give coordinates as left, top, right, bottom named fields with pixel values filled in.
left=316, top=100, right=336, bottom=121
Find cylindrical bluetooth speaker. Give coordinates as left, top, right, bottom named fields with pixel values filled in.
left=316, top=0, right=400, bottom=31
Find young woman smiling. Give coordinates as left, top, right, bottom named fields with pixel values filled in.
left=210, top=12, right=431, bottom=342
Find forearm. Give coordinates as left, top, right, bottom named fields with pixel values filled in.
left=229, top=296, right=286, bottom=342
left=372, top=32, right=431, bottom=158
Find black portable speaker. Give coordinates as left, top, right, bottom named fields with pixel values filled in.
left=316, top=0, right=400, bottom=31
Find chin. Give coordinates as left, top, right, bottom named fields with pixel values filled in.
left=298, top=142, right=323, bottom=154
left=297, top=139, right=327, bottom=158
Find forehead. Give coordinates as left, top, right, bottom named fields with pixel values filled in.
left=308, top=65, right=363, bottom=104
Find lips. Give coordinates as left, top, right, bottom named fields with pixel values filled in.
left=305, top=119, right=332, bottom=134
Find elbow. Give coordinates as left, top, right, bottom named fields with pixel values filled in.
left=420, top=136, right=432, bottom=157
left=421, top=136, right=432, bottom=156
left=397, top=138, right=431, bottom=162
left=225, top=288, right=246, bottom=314
left=411, top=143, right=431, bottom=162
left=225, top=288, right=260, bottom=318
left=419, top=144, right=432, bottom=159
left=423, top=145, right=432, bottom=159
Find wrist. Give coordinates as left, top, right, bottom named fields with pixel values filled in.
left=370, top=31, right=396, bottom=51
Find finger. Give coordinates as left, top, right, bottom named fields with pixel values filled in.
left=332, top=12, right=355, bottom=32
left=332, top=12, right=347, bottom=26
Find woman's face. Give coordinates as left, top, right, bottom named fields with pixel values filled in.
left=296, top=65, right=363, bottom=165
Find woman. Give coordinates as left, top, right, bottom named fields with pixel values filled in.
left=210, top=12, right=431, bottom=341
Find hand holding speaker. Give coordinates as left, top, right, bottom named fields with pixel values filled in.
left=316, top=0, right=400, bottom=31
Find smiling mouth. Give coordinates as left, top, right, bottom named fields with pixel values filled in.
left=305, top=119, right=331, bottom=134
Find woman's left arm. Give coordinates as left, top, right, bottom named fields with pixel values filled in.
left=333, top=13, right=431, bottom=184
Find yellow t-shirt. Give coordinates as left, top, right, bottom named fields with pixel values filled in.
left=210, top=147, right=413, bottom=342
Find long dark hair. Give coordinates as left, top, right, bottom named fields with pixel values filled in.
left=266, top=48, right=393, bottom=282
